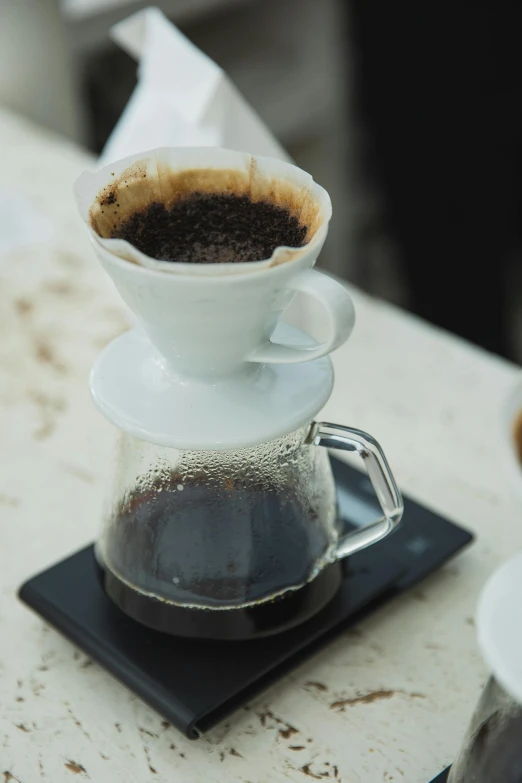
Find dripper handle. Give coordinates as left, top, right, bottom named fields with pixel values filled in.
left=249, top=270, right=355, bottom=364
left=308, top=423, right=404, bottom=559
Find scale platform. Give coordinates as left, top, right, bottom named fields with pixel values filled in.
left=19, top=457, right=473, bottom=739
left=431, top=769, right=450, bottom=782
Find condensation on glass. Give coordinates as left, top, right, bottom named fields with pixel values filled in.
left=96, top=421, right=402, bottom=612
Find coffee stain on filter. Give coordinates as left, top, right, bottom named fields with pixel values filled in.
left=87, top=150, right=327, bottom=269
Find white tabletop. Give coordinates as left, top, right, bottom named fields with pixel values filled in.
left=1, top=108, right=521, bottom=782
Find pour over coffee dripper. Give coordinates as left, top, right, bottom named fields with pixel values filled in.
left=75, top=147, right=403, bottom=639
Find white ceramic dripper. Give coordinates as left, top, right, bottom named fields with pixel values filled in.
left=75, top=147, right=354, bottom=379
left=74, top=147, right=355, bottom=449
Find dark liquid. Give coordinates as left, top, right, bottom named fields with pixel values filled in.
left=110, top=193, right=307, bottom=264
left=453, top=709, right=522, bottom=782
left=101, top=558, right=342, bottom=640
left=101, top=481, right=341, bottom=639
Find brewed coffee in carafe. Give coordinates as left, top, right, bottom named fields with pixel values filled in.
left=97, top=427, right=347, bottom=638
left=106, top=442, right=334, bottom=607
left=76, top=147, right=403, bottom=640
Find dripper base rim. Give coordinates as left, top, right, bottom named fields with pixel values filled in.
left=90, top=325, right=334, bottom=450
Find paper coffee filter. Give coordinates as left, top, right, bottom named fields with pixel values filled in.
left=101, top=8, right=290, bottom=166
left=75, top=149, right=160, bottom=236
left=74, top=146, right=331, bottom=274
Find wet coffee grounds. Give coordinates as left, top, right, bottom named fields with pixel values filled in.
left=110, top=192, right=308, bottom=263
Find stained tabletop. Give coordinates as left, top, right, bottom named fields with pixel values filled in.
left=0, top=108, right=520, bottom=782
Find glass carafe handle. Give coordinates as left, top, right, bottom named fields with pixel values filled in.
left=308, top=422, right=404, bottom=559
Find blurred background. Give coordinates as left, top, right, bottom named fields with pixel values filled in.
left=1, top=0, right=522, bottom=361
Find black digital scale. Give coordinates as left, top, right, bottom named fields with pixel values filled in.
left=19, top=457, right=473, bottom=743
